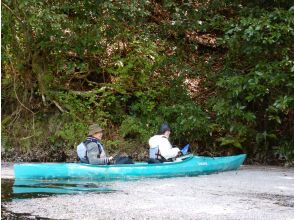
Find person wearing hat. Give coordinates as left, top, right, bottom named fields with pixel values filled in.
left=77, top=124, right=113, bottom=165
left=148, top=123, right=181, bottom=162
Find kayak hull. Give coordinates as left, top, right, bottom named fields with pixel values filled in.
left=14, top=154, right=246, bottom=180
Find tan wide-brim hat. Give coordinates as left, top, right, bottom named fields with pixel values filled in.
left=88, top=124, right=104, bottom=136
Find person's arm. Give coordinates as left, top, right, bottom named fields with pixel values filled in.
left=89, top=155, right=113, bottom=165
left=159, top=138, right=180, bottom=160
left=95, top=156, right=113, bottom=165
left=87, top=142, right=113, bottom=165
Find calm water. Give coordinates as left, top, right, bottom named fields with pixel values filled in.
left=1, top=178, right=117, bottom=219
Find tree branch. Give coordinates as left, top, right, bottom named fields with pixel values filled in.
left=2, top=2, right=24, bottom=24
left=52, top=100, right=68, bottom=113
left=8, top=58, right=36, bottom=134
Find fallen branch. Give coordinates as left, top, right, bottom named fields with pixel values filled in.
left=52, top=100, right=68, bottom=113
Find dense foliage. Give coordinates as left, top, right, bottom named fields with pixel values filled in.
left=1, top=0, right=293, bottom=165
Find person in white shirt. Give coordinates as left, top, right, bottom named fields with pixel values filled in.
left=148, top=123, right=181, bottom=162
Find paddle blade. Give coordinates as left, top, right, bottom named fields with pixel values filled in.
left=181, top=144, right=190, bottom=155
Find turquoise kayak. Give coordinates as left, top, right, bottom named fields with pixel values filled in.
left=14, top=154, right=246, bottom=180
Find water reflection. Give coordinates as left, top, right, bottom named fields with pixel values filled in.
left=14, top=179, right=115, bottom=194
left=2, top=178, right=117, bottom=202
left=1, top=178, right=117, bottom=220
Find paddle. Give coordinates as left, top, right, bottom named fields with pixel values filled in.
left=181, top=144, right=190, bottom=155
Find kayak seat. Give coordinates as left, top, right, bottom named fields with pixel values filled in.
left=149, top=146, right=164, bottom=163
left=149, top=147, right=159, bottom=159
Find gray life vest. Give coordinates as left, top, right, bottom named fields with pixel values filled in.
left=77, top=138, right=103, bottom=163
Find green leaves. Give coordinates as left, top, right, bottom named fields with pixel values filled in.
left=224, top=9, right=293, bottom=59
left=218, top=136, right=244, bottom=149
left=211, top=7, right=293, bottom=156
left=157, top=103, right=212, bottom=143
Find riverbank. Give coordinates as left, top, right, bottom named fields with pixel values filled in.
left=1, top=162, right=14, bottom=179
left=1, top=164, right=294, bottom=220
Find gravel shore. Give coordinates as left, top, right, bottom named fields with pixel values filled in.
left=1, top=164, right=294, bottom=220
